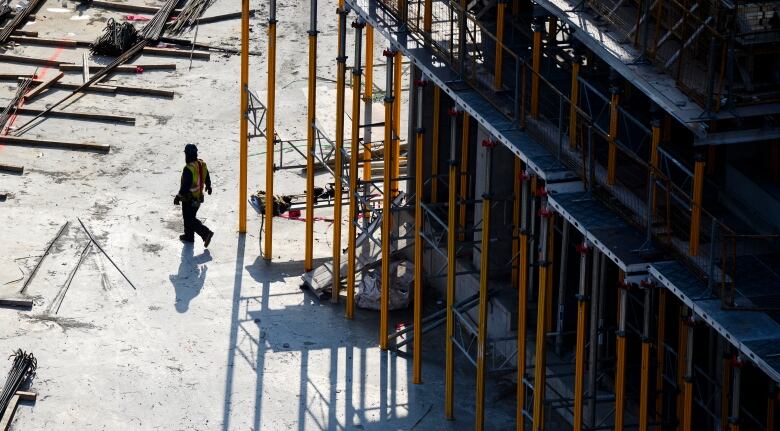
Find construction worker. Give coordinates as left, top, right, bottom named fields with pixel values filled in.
left=174, top=144, right=214, bottom=247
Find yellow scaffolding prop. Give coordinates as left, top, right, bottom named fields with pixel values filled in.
left=689, top=155, right=705, bottom=256
left=681, top=322, right=694, bottom=431
left=332, top=7, right=348, bottom=303
left=458, top=111, right=470, bottom=241
left=530, top=18, right=542, bottom=119
left=568, top=54, right=580, bottom=150
left=444, top=106, right=459, bottom=420
left=494, top=1, right=505, bottom=90
left=393, top=51, right=403, bottom=194
left=639, top=286, right=652, bottom=431
left=475, top=140, right=494, bottom=431
left=655, top=288, right=667, bottom=431
left=363, top=25, right=374, bottom=181
left=573, top=243, right=589, bottom=431
left=264, top=0, right=277, bottom=260
left=380, top=49, right=396, bottom=350
left=423, top=0, right=432, bottom=32
left=238, top=0, right=249, bottom=234
left=511, top=158, right=521, bottom=287
left=650, top=118, right=660, bottom=217
left=516, top=170, right=530, bottom=431
left=413, top=78, right=426, bottom=384
left=346, top=19, right=364, bottom=319
left=304, top=0, right=318, bottom=272
left=615, top=275, right=627, bottom=431
left=532, top=203, right=553, bottom=431
left=607, top=83, right=620, bottom=186
left=430, top=87, right=441, bottom=203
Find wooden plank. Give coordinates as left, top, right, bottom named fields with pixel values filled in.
left=15, top=391, right=37, bottom=402
left=114, top=85, right=175, bottom=98
left=142, top=46, right=210, bottom=60
left=15, top=108, right=135, bottom=124
left=195, top=11, right=244, bottom=24
left=0, top=163, right=24, bottom=174
left=8, top=35, right=78, bottom=47
left=87, top=0, right=180, bottom=14
left=0, top=394, right=20, bottom=431
left=24, top=72, right=65, bottom=100
left=58, top=63, right=176, bottom=73
left=10, top=30, right=38, bottom=37
left=0, top=53, right=72, bottom=67
left=0, top=136, right=109, bottom=153
left=0, top=298, right=33, bottom=308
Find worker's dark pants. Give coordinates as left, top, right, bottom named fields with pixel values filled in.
left=182, top=201, right=211, bottom=241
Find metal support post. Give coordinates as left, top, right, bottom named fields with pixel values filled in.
left=413, top=77, right=426, bottom=384
left=615, top=277, right=628, bottom=431
left=729, top=357, right=742, bottom=431
left=650, top=117, right=660, bottom=217
left=607, top=74, right=621, bottom=186
left=494, top=1, right=506, bottom=90
left=588, top=250, right=601, bottom=429
left=689, top=154, right=705, bottom=256
left=305, top=0, right=318, bottom=270
left=573, top=243, right=589, bottom=431
left=530, top=17, right=543, bottom=119
left=655, top=288, right=667, bottom=431
left=458, top=111, right=470, bottom=241
left=681, top=320, right=694, bottom=431
left=639, top=286, right=652, bottom=431
left=475, top=142, right=493, bottom=431
left=767, top=383, right=776, bottom=430
left=516, top=169, right=530, bottom=431
left=533, top=202, right=553, bottom=431
left=380, top=49, right=396, bottom=350
left=445, top=106, right=460, bottom=420
left=677, top=306, right=689, bottom=427
left=430, top=86, right=441, bottom=203
left=332, top=7, right=349, bottom=301
left=423, top=0, right=432, bottom=33
left=568, top=49, right=580, bottom=150
left=512, top=158, right=521, bottom=287
left=363, top=24, right=374, bottom=181
left=264, top=0, right=277, bottom=260
left=239, top=0, right=249, bottom=233
left=555, top=220, right=570, bottom=355
left=393, top=51, right=403, bottom=194
left=721, top=351, right=732, bottom=429
left=346, top=19, right=364, bottom=319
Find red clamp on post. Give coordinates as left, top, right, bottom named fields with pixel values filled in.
left=135, top=66, right=144, bottom=74
left=518, top=170, right=529, bottom=182
left=383, top=49, right=395, bottom=58
left=481, top=138, right=497, bottom=148
left=534, top=187, right=548, bottom=197
left=538, top=207, right=553, bottom=218
left=639, top=279, right=653, bottom=289
left=732, top=354, right=744, bottom=368
left=414, top=79, right=427, bottom=87
left=575, top=243, right=589, bottom=254
left=447, top=107, right=459, bottom=117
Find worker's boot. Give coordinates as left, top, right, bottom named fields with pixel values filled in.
left=203, top=230, right=214, bottom=248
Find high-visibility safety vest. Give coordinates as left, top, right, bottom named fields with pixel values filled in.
left=185, top=159, right=208, bottom=201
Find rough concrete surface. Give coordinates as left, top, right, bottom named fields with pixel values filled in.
left=0, top=0, right=515, bottom=429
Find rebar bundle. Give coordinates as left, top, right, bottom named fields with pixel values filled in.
left=0, top=0, right=11, bottom=22
left=0, top=350, right=37, bottom=415
left=91, top=18, right=140, bottom=56
left=167, top=0, right=215, bottom=35
left=0, top=78, right=32, bottom=134
left=0, top=0, right=44, bottom=44
left=139, top=0, right=180, bottom=41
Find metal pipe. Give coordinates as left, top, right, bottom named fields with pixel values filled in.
left=346, top=18, right=364, bottom=319
left=331, top=6, right=348, bottom=300
left=677, top=306, right=689, bottom=424
left=475, top=145, right=493, bottom=431
left=690, top=154, right=705, bottom=256
left=569, top=51, right=580, bottom=150
left=430, top=86, right=441, bottom=203
left=655, top=288, right=667, bottom=430
left=494, top=1, right=506, bottom=90
left=239, top=0, right=249, bottom=233
left=555, top=220, right=570, bottom=355
left=413, top=77, right=425, bottom=384
left=380, top=49, right=395, bottom=350
left=607, top=75, right=620, bottom=186
left=423, top=0, right=432, bottom=33
left=530, top=17, right=542, bottom=119
left=730, top=359, right=741, bottom=431
left=392, top=51, right=402, bottom=194
left=615, top=278, right=628, bottom=430
left=516, top=169, right=530, bottom=431
left=363, top=25, right=374, bottom=182
left=458, top=111, right=470, bottom=241
left=264, top=0, right=277, bottom=260
left=532, top=202, right=552, bottom=431
left=445, top=105, right=459, bottom=420
left=305, top=0, right=318, bottom=271
left=573, top=243, right=589, bottom=431
left=681, top=321, right=694, bottom=431
left=588, top=250, right=601, bottom=428
left=512, top=158, right=521, bottom=287
left=639, top=287, right=652, bottom=431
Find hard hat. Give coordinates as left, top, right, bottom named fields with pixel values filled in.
left=184, top=143, right=198, bottom=157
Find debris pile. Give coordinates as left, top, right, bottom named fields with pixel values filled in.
left=90, top=18, right=140, bottom=56
left=356, top=260, right=414, bottom=310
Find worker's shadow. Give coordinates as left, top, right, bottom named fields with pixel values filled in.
left=169, top=243, right=212, bottom=313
